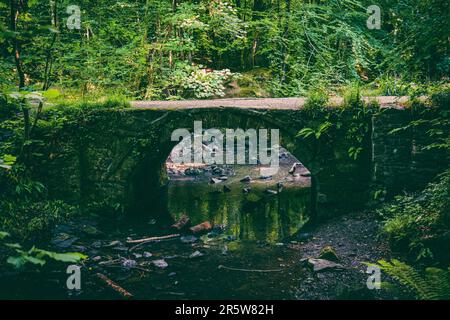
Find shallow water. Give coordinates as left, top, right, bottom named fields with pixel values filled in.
left=1, top=157, right=312, bottom=300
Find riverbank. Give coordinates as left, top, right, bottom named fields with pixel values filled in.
left=289, top=212, right=400, bottom=299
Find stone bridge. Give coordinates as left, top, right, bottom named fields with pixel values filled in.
left=40, top=97, right=443, bottom=216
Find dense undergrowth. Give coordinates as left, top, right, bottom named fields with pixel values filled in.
left=0, top=0, right=449, bottom=298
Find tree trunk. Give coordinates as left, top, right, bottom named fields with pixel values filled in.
left=9, top=0, right=25, bottom=89
left=42, top=0, right=59, bottom=90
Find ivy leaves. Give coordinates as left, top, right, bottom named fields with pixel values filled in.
left=296, top=121, right=333, bottom=140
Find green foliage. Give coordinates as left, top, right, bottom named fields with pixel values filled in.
left=0, top=167, right=76, bottom=241
left=389, top=88, right=450, bottom=160
left=166, top=63, right=238, bottom=99
left=0, top=232, right=87, bottom=269
left=376, top=0, right=450, bottom=80
left=0, top=154, right=16, bottom=169
left=297, top=122, right=333, bottom=140
left=297, top=87, right=374, bottom=164
left=304, top=88, right=329, bottom=111
left=1, top=0, right=446, bottom=98
left=371, top=259, right=450, bottom=300
left=377, top=170, right=450, bottom=262
left=0, top=95, right=79, bottom=241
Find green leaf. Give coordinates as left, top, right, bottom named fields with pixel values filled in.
left=1, top=154, right=16, bottom=166
left=5, top=243, right=22, bottom=249
left=36, top=249, right=88, bottom=263
left=7, top=255, right=46, bottom=268
left=42, top=89, right=60, bottom=100
left=0, top=231, right=10, bottom=240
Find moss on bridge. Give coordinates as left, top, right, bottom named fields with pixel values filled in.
left=28, top=97, right=446, bottom=217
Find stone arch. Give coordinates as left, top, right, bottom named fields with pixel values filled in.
left=124, top=108, right=316, bottom=214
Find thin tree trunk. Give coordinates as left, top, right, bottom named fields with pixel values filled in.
left=281, top=0, right=291, bottom=83
left=10, top=0, right=25, bottom=89
left=43, top=0, right=59, bottom=90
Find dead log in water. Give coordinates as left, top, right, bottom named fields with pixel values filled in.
left=126, top=233, right=180, bottom=244
left=95, top=273, right=133, bottom=299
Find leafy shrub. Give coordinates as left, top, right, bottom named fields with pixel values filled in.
left=0, top=232, right=86, bottom=269
left=304, top=88, right=329, bottom=111
left=377, top=170, right=450, bottom=262
left=167, top=63, right=238, bottom=99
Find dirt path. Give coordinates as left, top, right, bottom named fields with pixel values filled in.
left=131, top=97, right=409, bottom=110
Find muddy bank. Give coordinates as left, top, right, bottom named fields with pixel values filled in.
left=290, top=212, right=397, bottom=300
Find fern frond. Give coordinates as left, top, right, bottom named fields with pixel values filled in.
left=376, top=259, right=450, bottom=300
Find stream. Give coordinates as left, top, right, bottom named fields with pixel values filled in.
left=2, top=149, right=316, bottom=299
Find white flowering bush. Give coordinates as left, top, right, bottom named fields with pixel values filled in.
left=167, top=63, right=238, bottom=99
left=182, top=67, right=235, bottom=99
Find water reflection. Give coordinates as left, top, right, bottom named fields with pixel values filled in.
left=167, top=181, right=310, bottom=243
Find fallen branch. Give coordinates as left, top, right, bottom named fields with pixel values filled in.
left=126, top=234, right=180, bottom=244
left=218, top=265, right=283, bottom=272
left=95, top=273, right=133, bottom=299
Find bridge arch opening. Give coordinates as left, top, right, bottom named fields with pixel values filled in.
left=161, top=130, right=313, bottom=242
left=124, top=109, right=322, bottom=224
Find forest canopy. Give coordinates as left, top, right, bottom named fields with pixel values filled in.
left=0, top=0, right=449, bottom=99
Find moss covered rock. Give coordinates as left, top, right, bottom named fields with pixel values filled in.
left=318, top=246, right=340, bottom=262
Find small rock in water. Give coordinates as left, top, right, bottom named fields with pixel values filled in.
left=210, top=178, right=222, bottom=184
left=265, top=189, right=278, bottom=195
left=148, top=219, right=157, bottom=225
left=52, top=234, right=78, bottom=248
left=71, top=245, right=87, bottom=252
left=189, top=251, right=204, bottom=259
left=82, top=225, right=100, bottom=236
left=180, top=235, right=198, bottom=244
left=212, top=224, right=226, bottom=233
left=91, top=240, right=103, bottom=248
left=112, top=245, right=128, bottom=251
left=92, top=256, right=102, bottom=262
left=133, top=253, right=143, bottom=259
left=143, top=252, right=153, bottom=258
left=240, top=175, right=251, bottom=183
left=168, top=272, right=177, bottom=277
left=221, top=245, right=228, bottom=255
left=190, top=221, right=212, bottom=234
left=212, top=167, right=223, bottom=175
left=104, top=240, right=121, bottom=247
left=152, top=259, right=168, bottom=269
left=226, top=235, right=236, bottom=241
left=185, top=168, right=201, bottom=176
left=122, top=259, right=137, bottom=269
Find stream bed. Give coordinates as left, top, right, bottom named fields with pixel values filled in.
left=1, top=149, right=320, bottom=299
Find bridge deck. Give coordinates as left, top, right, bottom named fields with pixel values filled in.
left=131, top=97, right=409, bottom=110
